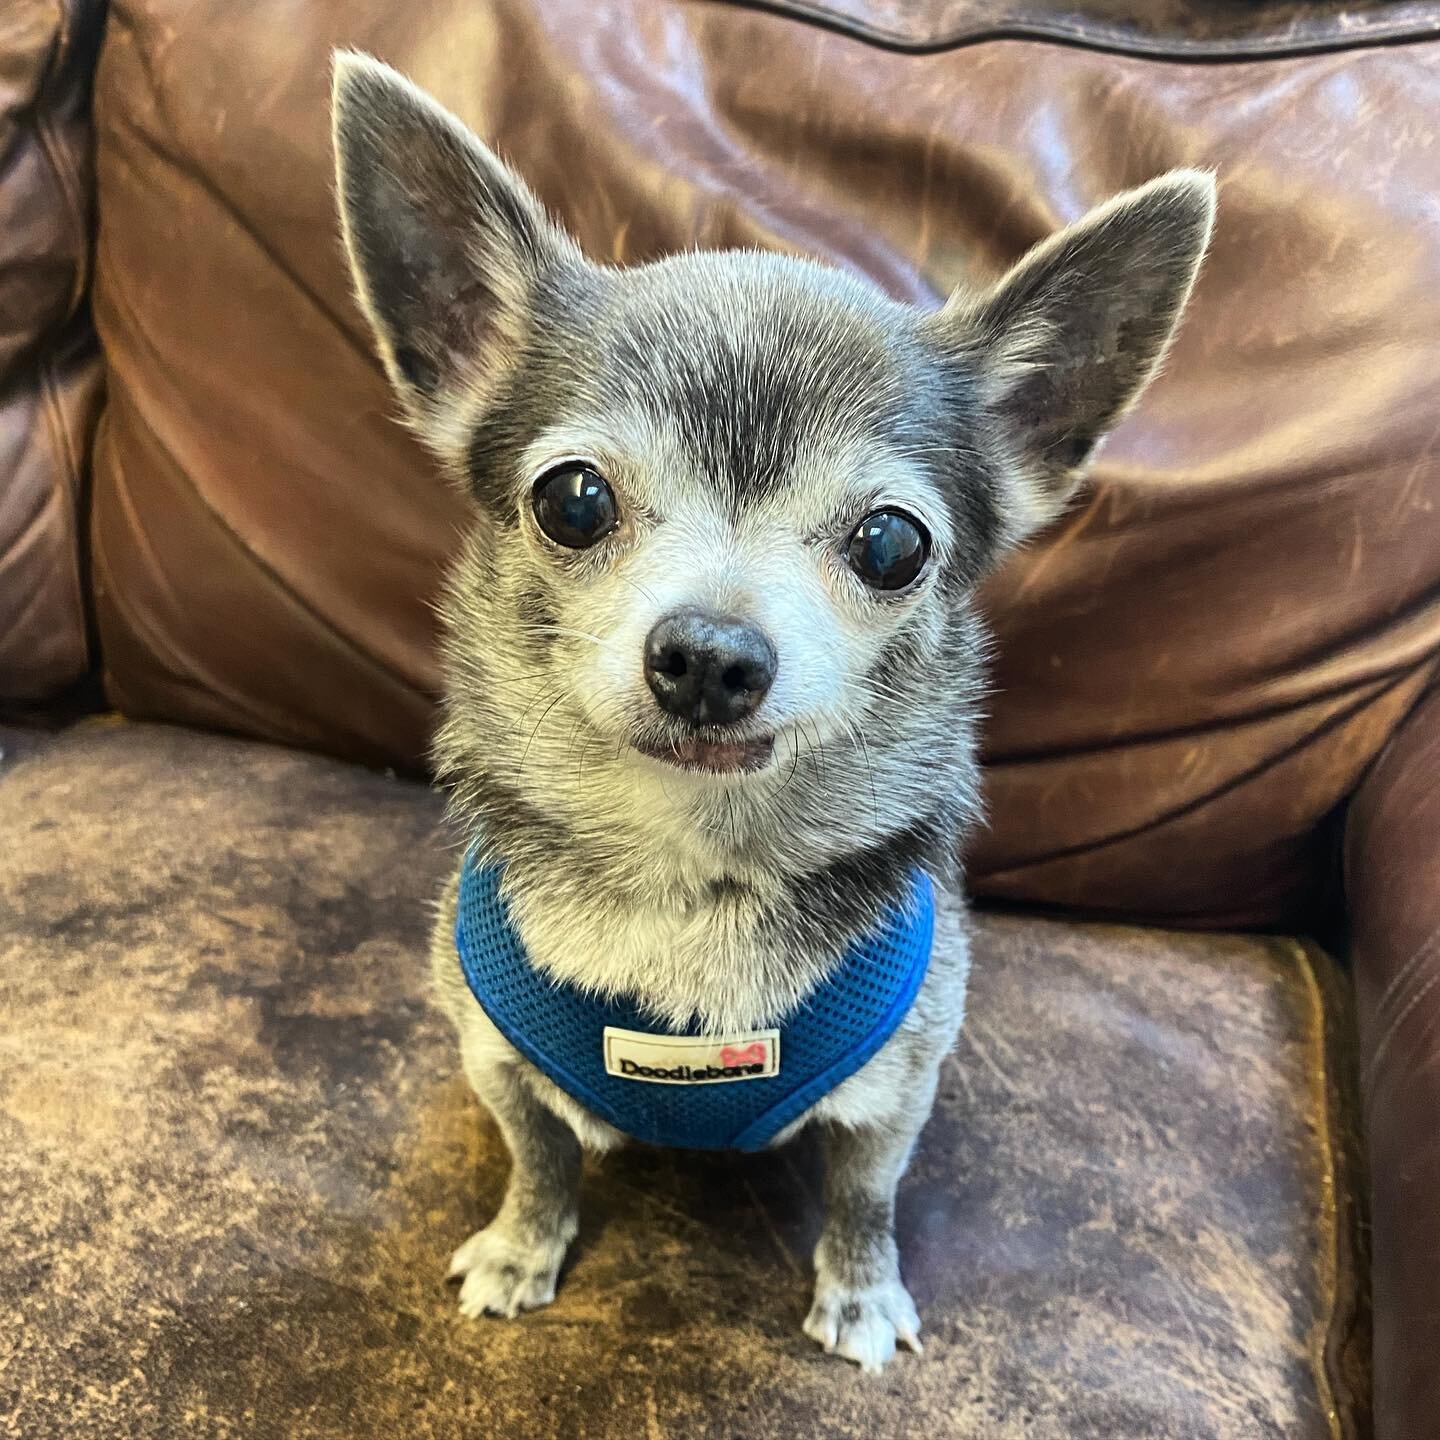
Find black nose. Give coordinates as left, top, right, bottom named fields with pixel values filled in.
left=643, top=608, right=778, bottom=727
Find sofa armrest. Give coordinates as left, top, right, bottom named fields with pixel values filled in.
left=0, top=0, right=107, bottom=705
left=1345, top=680, right=1440, bottom=1438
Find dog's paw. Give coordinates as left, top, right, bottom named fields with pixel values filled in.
left=447, top=1224, right=569, bottom=1320
left=803, top=1274, right=923, bottom=1373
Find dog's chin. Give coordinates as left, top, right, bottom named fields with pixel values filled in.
left=632, top=731, right=776, bottom=778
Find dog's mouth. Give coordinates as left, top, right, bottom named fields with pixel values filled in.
left=633, top=731, right=776, bottom=776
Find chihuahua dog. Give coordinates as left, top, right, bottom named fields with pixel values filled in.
left=331, top=52, right=1213, bottom=1371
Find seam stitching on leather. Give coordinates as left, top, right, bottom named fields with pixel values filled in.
left=724, top=0, right=1440, bottom=61
left=1288, top=937, right=1346, bottom=1440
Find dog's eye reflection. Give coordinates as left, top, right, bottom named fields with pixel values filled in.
left=846, top=509, right=930, bottom=591
left=532, top=464, right=619, bottom=548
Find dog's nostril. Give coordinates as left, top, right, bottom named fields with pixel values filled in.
left=644, top=608, right=776, bottom=727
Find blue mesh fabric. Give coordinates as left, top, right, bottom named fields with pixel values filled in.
left=455, top=852, right=935, bottom=1151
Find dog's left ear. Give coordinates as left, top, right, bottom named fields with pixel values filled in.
left=935, top=170, right=1216, bottom=539
left=331, top=51, right=582, bottom=437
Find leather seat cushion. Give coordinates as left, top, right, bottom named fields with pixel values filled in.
left=0, top=721, right=1367, bottom=1437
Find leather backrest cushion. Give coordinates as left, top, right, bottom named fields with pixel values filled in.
left=0, top=0, right=105, bottom=703
left=753, top=0, right=1440, bottom=55
left=88, top=0, right=1440, bottom=926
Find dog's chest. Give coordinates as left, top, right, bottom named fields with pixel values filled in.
left=508, top=875, right=787, bottom=1032
left=454, top=858, right=938, bottom=1150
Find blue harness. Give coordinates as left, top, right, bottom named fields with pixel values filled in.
left=455, top=853, right=935, bottom=1151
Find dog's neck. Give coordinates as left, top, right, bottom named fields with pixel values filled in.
left=445, top=738, right=969, bottom=1034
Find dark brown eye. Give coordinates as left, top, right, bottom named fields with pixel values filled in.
left=846, top=509, right=930, bottom=591
left=532, top=464, right=618, bottom=548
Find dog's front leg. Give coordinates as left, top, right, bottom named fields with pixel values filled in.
left=804, top=1118, right=926, bottom=1371
left=448, top=1063, right=582, bottom=1319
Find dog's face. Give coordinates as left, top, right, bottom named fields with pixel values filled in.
left=332, top=54, right=1213, bottom=878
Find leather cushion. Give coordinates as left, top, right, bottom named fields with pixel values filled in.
left=0, top=721, right=1366, bottom=1437
left=86, top=1, right=1440, bottom=927
left=1345, top=682, right=1440, bottom=1437
left=0, top=0, right=105, bottom=702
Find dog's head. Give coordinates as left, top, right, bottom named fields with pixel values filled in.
left=332, top=53, right=1213, bottom=879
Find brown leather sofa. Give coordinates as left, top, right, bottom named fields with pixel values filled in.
left=5, top=2, right=1438, bottom=1435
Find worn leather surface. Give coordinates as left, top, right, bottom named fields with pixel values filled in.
left=0, top=720, right=1366, bottom=1438
left=1345, top=682, right=1440, bottom=1440
left=752, top=0, right=1440, bottom=55
left=0, top=0, right=105, bottom=703
left=87, top=2, right=1440, bottom=932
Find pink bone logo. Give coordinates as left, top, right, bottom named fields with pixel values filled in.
left=720, top=1042, right=767, bottom=1068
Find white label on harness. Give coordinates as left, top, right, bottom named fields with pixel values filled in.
left=602, top=1026, right=780, bottom=1084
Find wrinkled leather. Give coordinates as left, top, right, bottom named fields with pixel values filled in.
left=1345, top=682, right=1440, bottom=1440
left=0, top=720, right=1368, bottom=1439
left=0, top=0, right=105, bottom=703
left=752, top=0, right=1440, bottom=55
left=87, top=2, right=1440, bottom=932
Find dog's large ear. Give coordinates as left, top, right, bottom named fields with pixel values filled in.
left=331, top=51, right=580, bottom=433
left=937, top=170, right=1215, bottom=539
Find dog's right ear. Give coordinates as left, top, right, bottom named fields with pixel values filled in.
left=929, top=170, right=1215, bottom=546
left=331, top=52, right=580, bottom=432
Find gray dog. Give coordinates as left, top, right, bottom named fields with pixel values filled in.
left=331, top=52, right=1213, bottom=1371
